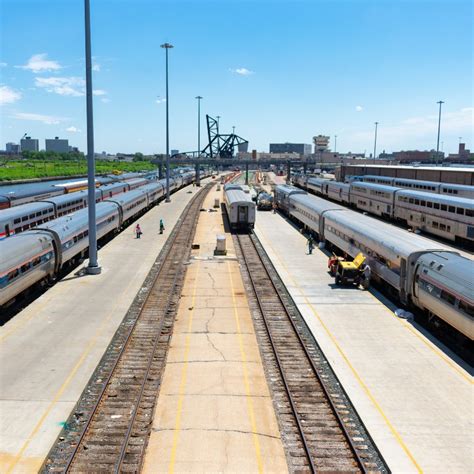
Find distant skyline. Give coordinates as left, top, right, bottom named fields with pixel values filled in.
left=1, top=0, right=472, bottom=155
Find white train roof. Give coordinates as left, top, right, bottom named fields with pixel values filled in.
left=396, top=189, right=474, bottom=207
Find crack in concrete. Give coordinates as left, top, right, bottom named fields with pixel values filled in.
left=205, top=308, right=216, bottom=334
left=152, top=427, right=281, bottom=440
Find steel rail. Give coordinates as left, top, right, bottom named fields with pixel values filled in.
left=236, top=232, right=368, bottom=473
left=59, top=184, right=211, bottom=472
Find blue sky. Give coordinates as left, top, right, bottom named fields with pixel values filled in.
left=1, top=0, right=472, bottom=155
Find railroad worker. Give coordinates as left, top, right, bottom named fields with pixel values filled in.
left=272, top=201, right=277, bottom=214
left=159, top=219, right=165, bottom=234
left=362, top=263, right=371, bottom=289
left=135, top=223, right=142, bottom=239
left=307, top=235, right=315, bottom=255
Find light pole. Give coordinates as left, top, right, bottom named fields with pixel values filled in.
left=161, top=42, right=173, bottom=202
left=334, top=135, right=337, bottom=153
left=373, top=122, right=379, bottom=160
left=436, top=100, right=444, bottom=165
left=84, top=0, right=100, bottom=274
left=195, top=96, right=203, bottom=157
left=216, top=115, right=221, bottom=130
left=232, top=125, right=236, bottom=135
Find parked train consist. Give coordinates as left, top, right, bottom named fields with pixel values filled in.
left=223, top=184, right=256, bottom=230
left=293, top=175, right=474, bottom=245
left=0, top=178, right=151, bottom=239
left=356, top=175, right=474, bottom=199
left=0, top=173, right=202, bottom=307
left=274, top=185, right=474, bottom=341
left=0, top=172, right=150, bottom=210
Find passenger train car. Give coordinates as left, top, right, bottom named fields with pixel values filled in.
left=0, top=179, right=152, bottom=239
left=274, top=185, right=474, bottom=341
left=0, top=173, right=200, bottom=308
left=293, top=176, right=474, bottom=245
left=223, top=184, right=256, bottom=230
left=357, top=175, right=474, bottom=199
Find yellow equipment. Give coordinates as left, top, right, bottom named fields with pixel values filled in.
left=334, top=253, right=366, bottom=286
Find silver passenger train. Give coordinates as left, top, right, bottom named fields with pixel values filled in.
left=0, top=178, right=149, bottom=239
left=293, top=175, right=474, bottom=245
left=223, top=184, right=256, bottom=230
left=0, top=173, right=200, bottom=308
left=355, top=175, right=474, bottom=199
left=275, top=184, right=474, bottom=341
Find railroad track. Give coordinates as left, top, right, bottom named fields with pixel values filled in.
left=42, top=184, right=212, bottom=473
left=234, top=232, right=387, bottom=473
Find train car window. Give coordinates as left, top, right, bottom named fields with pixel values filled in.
left=427, top=202, right=433, bottom=208
left=414, top=199, right=420, bottom=205
left=432, top=222, right=439, bottom=228
left=434, top=203, right=440, bottom=210
left=29, top=214, right=35, bottom=219
left=456, top=208, right=464, bottom=215
left=409, top=198, right=414, bottom=204
left=447, top=226, right=451, bottom=232
left=14, top=218, right=21, bottom=224
left=21, top=263, right=30, bottom=273
left=439, top=223, right=446, bottom=231
left=466, top=209, right=473, bottom=217
left=440, top=290, right=455, bottom=306
left=32, top=257, right=41, bottom=267
left=440, top=204, right=447, bottom=211
left=448, top=206, right=455, bottom=213
left=21, top=216, right=28, bottom=222
left=8, top=269, right=20, bottom=281
left=420, top=200, right=426, bottom=206
left=459, top=301, right=474, bottom=317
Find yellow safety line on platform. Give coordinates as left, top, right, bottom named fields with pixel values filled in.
left=228, top=261, right=264, bottom=474
left=168, top=259, right=200, bottom=474
left=5, top=277, right=136, bottom=474
left=256, top=224, right=423, bottom=474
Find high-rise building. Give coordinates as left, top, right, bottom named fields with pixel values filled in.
left=313, top=135, right=330, bottom=152
left=45, top=137, right=69, bottom=153
left=20, top=136, right=39, bottom=152
left=269, top=143, right=312, bottom=154
left=6, top=142, right=20, bottom=153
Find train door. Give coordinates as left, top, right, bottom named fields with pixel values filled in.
left=5, top=224, right=10, bottom=237
left=238, top=206, right=248, bottom=224
left=400, top=258, right=407, bottom=303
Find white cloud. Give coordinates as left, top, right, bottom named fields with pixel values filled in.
left=0, top=85, right=22, bottom=104
left=66, top=126, right=81, bottom=133
left=155, top=97, right=166, bottom=104
left=355, top=105, right=363, bottom=112
left=93, top=89, right=107, bottom=96
left=18, top=53, right=62, bottom=73
left=230, top=67, right=254, bottom=76
left=0, top=62, right=7, bottom=67
left=35, top=76, right=85, bottom=96
left=12, top=112, right=67, bottom=125
left=92, top=63, right=101, bottom=72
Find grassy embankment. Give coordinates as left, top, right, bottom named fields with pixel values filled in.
left=0, top=160, right=156, bottom=181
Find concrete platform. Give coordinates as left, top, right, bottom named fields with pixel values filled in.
left=255, top=211, right=473, bottom=473
left=142, top=188, right=288, bottom=473
left=0, top=181, right=211, bottom=473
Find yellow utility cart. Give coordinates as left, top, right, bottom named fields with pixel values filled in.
left=332, top=252, right=366, bottom=286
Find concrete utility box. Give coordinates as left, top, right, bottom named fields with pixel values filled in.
left=214, top=234, right=227, bottom=256
left=214, top=198, right=220, bottom=208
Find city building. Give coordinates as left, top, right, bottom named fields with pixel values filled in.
left=446, top=143, right=473, bottom=163
left=269, top=143, right=312, bottom=155
left=45, top=137, right=69, bottom=153
left=20, top=136, right=39, bottom=152
left=313, top=135, right=330, bottom=153
left=6, top=142, right=20, bottom=154
left=392, top=150, right=443, bottom=163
